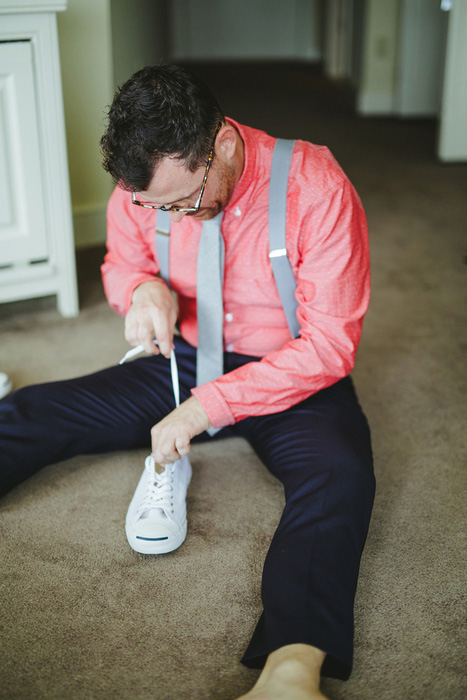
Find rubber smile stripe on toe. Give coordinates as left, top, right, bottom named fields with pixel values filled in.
left=136, top=536, right=169, bottom=541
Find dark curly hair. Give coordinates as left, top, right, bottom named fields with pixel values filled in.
left=100, top=64, right=225, bottom=191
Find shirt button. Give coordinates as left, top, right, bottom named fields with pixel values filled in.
left=226, top=343, right=234, bottom=352
left=225, top=312, right=233, bottom=322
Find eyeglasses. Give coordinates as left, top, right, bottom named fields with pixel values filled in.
left=131, top=124, right=221, bottom=213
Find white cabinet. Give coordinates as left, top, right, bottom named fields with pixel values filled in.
left=0, top=41, right=49, bottom=265
left=0, top=1, right=78, bottom=316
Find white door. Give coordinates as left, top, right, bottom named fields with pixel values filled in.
left=0, top=40, right=48, bottom=266
left=438, top=0, right=467, bottom=161
left=394, top=0, right=448, bottom=117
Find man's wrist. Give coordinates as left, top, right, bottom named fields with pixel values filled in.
left=184, top=395, right=212, bottom=431
left=131, top=278, right=165, bottom=304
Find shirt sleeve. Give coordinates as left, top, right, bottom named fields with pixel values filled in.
left=192, top=179, right=370, bottom=428
left=101, top=187, right=165, bottom=317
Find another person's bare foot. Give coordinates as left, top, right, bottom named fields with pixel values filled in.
left=236, top=644, right=329, bottom=700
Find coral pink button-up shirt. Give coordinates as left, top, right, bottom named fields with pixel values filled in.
left=102, top=119, right=370, bottom=429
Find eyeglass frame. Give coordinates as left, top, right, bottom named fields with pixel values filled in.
left=131, top=123, right=222, bottom=213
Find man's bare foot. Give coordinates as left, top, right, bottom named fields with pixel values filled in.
left=236, top=644, right=329, bottom=700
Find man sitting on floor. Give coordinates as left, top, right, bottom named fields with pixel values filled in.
left=0, top=64, right=375, bottom=700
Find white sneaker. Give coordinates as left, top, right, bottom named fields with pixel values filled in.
left=125, top=454, right=192, bottom=554
left=0, top=372, right=12, bottom=400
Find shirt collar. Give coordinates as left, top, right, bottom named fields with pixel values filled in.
left=223, top=117, right=257, bottom=212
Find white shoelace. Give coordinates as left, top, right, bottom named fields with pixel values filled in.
left=119, top=340, right=180, bottom=408
left=119, top=341, right=181, bottom=518
left=137, top=455, right=175, bottom=517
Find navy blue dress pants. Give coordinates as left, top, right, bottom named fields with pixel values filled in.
left=0, top=336, right=374, bottom=680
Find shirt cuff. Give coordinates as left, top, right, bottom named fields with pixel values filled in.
left=191, top=382, right=235, bottom=429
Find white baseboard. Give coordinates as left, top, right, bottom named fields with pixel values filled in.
left=73, top=203, right=107, bottom=249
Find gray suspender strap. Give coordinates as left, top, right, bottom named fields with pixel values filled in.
left=155, top=209, right=171, bottom=287
left=269, top=138, right=300, bottom=339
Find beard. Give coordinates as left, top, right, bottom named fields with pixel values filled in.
left=189, top=160, right=237, bottom=221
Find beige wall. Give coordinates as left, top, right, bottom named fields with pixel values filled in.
left=110, top=0, right=169, bottom=90
left=57, top=0, right=169, bottom=247
left=57, top=0, right=114, bottom=247
left=170, top=0, right=323, bottom=61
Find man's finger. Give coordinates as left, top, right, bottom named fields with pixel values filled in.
left=142, top=335, right=159, bottom=355
left=152, top=446, right=179, bottom=464
left=151, top=431, right=178, bottom=463
left=153, top=319, right=173, bottom=359
left=125, top=317, right=159, bottom=355
left=175, top=437, right=191, bottom=456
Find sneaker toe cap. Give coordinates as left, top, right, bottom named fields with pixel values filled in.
left=130, top=512, right=181, bottom=542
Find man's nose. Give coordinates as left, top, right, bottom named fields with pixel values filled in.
left=169, top=211, right=186, bottom=223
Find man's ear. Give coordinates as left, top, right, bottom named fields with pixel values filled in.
left=215, top=123, right=237, bottom=161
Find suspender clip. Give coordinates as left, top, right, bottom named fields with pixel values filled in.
left=269, top=248, right=287, bottom=259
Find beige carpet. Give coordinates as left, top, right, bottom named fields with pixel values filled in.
left=0, top=62, right=466, bottom=699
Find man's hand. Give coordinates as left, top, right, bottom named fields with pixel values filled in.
left=125, top=280, right=177, bottom=359
left=151, top=396, right=212, bottom=464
